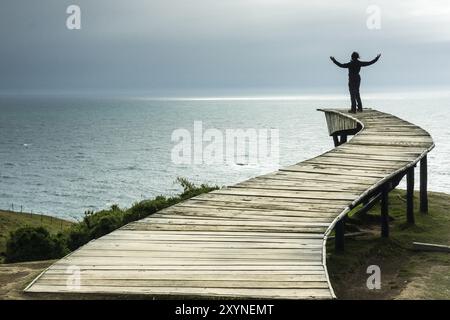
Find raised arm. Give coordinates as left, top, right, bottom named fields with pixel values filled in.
left=360, top=53, right=381, bottom=67
left=330, top=56, right=349, bottom=68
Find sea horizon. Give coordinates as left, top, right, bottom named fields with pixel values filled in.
left=2, top=86, right=450, bottom=101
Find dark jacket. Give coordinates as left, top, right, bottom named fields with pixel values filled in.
left=331, top=57, right=380, bottom=81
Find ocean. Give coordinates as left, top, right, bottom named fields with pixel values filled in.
left=1, top=94, right=449, bottom=220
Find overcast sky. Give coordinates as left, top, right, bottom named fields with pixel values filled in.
left=1, top=0, right=450, bottom=96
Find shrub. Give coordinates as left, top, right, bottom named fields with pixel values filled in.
left=121, top=178, right=219, bottom=224
left=5, top=227, right=68, bottom=263
left=176, top=177, right=219, bottom=199
left=125, top=196, right=170, bottom=222
left=89, top=213, right=123, bottom=239
left=66, top=224, right=90, bottom=251
left=66, top=208, right=125, bottom=249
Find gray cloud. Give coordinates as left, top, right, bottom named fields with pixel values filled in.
left=1, top=0, right=449, bottom=96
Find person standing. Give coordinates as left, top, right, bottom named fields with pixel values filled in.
left=330, top=52, right=381, bottom=113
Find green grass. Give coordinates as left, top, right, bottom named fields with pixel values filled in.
left=0, top=210, right=73, bottom=262
left=327, top=189, right=450, bottom=299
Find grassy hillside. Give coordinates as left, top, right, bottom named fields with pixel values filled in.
left=0, top=210, right=73, bottom=262
left=327, top=189, right=450, bottom=299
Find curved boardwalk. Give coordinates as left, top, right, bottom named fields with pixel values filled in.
left=25, top=109, right=434, bottom=299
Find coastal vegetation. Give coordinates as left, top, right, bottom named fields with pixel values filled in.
left=0, top=211, right=72, bottom=263
left=5, top=227, right=68, bottom=263
left=1, top=178, right=218, bottom=263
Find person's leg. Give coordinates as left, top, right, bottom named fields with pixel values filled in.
left=349, top=84, right=357, bottom=113
left=356, top=90, right=363, bottom=111
left=356, top=78, right=363, bottom=111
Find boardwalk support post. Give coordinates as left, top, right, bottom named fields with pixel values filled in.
left=332, top=133, right=348, bottom=147
left=332, top=135, right=339, bottom=147
left=406, top=167, right=415, bottom=224
left=335, top=218, right=345, bottom=252
left=381, top=185, right=389, bottom=238
left=420, top=156, right=428, bottom=214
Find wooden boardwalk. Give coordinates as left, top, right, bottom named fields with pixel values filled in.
left=25, top=109, right=434, bottom=299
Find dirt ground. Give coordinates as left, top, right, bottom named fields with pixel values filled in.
left=0, top=260, right=54, bottom=299
left=328, top=234, right=450, bottom=300
left=327, top=190, right=450, bottom=300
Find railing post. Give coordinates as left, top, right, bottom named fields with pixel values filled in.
left=381, top=185, right=389, bottom=238
left=406, top=167, right=415, bottom=224
left=335, top=218, right=345, bottom=252
left=332, top=134, right=339, bottom=147
left=420, top=156, right=428, bottom=214
left=332, top=133, right=348, bottom=147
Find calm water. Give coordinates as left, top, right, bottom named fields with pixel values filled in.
left=1, top=95, right=449, bottom=220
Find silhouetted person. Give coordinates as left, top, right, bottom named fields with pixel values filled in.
left=330, top=52, right=381, bottom=113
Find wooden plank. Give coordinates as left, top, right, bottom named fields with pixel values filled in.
left=211, top=188, right=358, bottom=201
left=237, top=177, right=369, bottom=188
left=154, top=212, right=335, bottom=223
left=44, top=269, right=326, bottom=276
left=281, top=165, right=389, bottom=178
left=35, top=278, right=330, bottom=289
left=71, top=250, right=322, bottom=260
left=322, top=151, right=417, bottom=162
left=70, top=253, right=322, bottom=262
left=176, top=200, right=338, bottom=212
left=47, top=264, right=327, bottom=271
left=99, top=236, right=324, bottom=244
left=40, top=272, right=328, bottom=282
left=84, top=241, right=324, bottom=250
left=92, top=233, right=323, bottom=242
left=258, top=172, right=378, bottom=185
left=136, top=216, right=330, bottom=227
left=287, top=163, right=391, bottom=174
left=234, top=180, right=367, bottom=192
left=163, top=205, right=339, bottom=218
left=361, top=131, right=430, bottom=136
left=412, top=242, right=450, bottom=253
left=190, top=195, right=349, bottom=207
left=304, top=158, right=405, bottom=170
left=350, top=140, right=432, bottom=148
left=178, top=200, right=345, bottom=213
left=336, top=144, right=426, bottom=153
left=152, top=213, right=334, bottom=223
left=106, top=230, right=326, bottom=238
left=306, top=153, right=415, bottom=169
left=55, top=257, right=325, bottom=265
left=351, top=135, right=433, bottom=143
left=26, top=285, right=333, bottom=299
left=121, top=223, right=328, bottom=233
